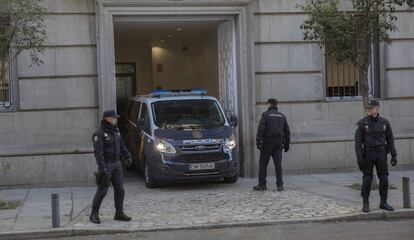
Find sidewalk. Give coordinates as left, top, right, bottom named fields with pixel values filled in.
left=1, top=171, right=413, bottom=239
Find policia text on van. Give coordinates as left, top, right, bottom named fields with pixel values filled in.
left=120, top=89, right=239, bottom=188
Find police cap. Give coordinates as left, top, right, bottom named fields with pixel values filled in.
left=366, top=100, right=380, bottom=109
left=266, top=98, right=278, bottom=105
left=103, top=110, right=119, bottom=118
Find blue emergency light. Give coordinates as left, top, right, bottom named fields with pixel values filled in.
left=150, top=89, right=208, bottom=97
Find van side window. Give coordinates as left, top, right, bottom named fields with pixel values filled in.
left=128, top=101, right=141, bottom=123
left=139, top=103, right=151, bottom=133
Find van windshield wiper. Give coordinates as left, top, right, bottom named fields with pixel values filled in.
left=160, top=124, right=181, bottom=130
left=201, top=124, right=223, bottom=128
left=181, top=125, right=203, bottom=130
left=160, top=124, right=200, bottom=130
left=161, top=123, right=221, bottom=130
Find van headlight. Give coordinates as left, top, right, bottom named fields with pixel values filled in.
left=224, top=134, right=236, bottom=152
left=155, top=138, right=176, bottom=154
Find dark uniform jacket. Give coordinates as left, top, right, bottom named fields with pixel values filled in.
left=354, top=115, right=397, bottom=161
left=256, top=107, right=290, bottom=147
left=92, top=120, right=131, bottom=173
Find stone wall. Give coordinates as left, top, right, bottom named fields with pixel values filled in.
left=1, top=0, right=413, bottom=185
left=0, top=0, right=98, bottom=185
left=253, top=0, right=414, bottom=174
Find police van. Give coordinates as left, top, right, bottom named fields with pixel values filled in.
left=121, top=89, right=239, bottom=188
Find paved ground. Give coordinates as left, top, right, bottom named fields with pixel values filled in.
left=0, top=170, right=413, bottom=236
left=38, top=219, right=414, bottom=240
left=72, top=181, right=356, bottom=230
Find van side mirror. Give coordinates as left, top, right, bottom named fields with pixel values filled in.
left=229, top=114, right=238, bottom=127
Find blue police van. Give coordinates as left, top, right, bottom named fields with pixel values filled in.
left=120, top=89, right=239, bottom=188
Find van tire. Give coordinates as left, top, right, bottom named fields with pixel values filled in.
left=144, top=160, right=158, bottom=188
left=223, top=174, right=238, bottom=183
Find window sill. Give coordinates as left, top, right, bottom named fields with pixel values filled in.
left=324, top=95, right=382, bottom=103
left=0, top=103, right=14, bottom=112
left=0, top=109, right=14, bottom=112
left=324, top=96, right=363, bottom=102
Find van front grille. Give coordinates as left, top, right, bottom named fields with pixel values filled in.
left=179, top=144, right=221, bottom=151
left=174, top=153, right=224, bottom=163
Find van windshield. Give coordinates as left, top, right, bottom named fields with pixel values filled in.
left=152, top=99, right=226, bottom=129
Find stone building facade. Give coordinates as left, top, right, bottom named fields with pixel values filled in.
left=0, top=0, right=413, bottom=185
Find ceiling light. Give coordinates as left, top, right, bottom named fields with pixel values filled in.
left=168, top=35, right=173, bottom=38
left=176, top=28, right=183, bottom=31
left=160, top=40, right=165, bottom=42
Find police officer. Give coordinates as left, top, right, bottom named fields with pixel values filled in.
left=254, top=98, right=290, bottom=191
left=90, top=110, right=133, bottom=224
left=355, top=100, right=397, bottom=213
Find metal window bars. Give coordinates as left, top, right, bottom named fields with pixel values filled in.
left=0, top=53, right=12, bottom=109
left=0, top=17, right=12, bottom=109
left=326, top=55, right=360, bottom=98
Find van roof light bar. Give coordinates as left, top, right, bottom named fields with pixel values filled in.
left=150, top=89, right=208, bottom=97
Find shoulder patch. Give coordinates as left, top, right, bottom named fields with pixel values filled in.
left=269, top=114, right=284, bottom=118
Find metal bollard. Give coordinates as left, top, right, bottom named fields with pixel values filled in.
left=51, top=193, right=60, bottom=228
left=402, top=177, right=411, bottom=209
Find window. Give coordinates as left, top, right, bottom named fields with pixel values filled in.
left=0, top=17, right=12, bottom=110
left=0, top=54, right=12, bottom=109
left=139, top=103, right=150, bottom=133
left=325, top=55, right=360, bottom=97
left=127, top=101, right=141, bottom=123
left=116, top=63, right=137, bottom=115
left=152, top=100, right=225, bottom=129
left=325, top=40, right=381, bottom=99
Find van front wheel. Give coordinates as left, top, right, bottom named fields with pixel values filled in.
left=144, top=160, right=158, bottom=188
left=223, top=174, right=238, bottom=183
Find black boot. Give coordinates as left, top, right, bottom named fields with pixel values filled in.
left=114, top=210, right=132, bottom=221
left=277, top=186, right=284, bottom=192
left=362, top=203, right=370, bottom=213
left=253, top=185, right=267, bottom=191
left=379, top=202, right=394, bottom=211
left=89, top=210, right=101, bottom=224
left=362, top=198, right=370, bottom=213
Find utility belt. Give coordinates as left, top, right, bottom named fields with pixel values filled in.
left=264, top=136, right=282, bottom=142
left=104, top=155, right=120, bottom=162
left=364, top=145, right=386, bottom=152
left=263, top=138, right=283, bottom=145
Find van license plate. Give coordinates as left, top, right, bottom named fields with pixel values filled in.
left=189, top=163, right=215, bottom=171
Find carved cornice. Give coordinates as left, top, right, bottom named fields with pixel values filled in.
left=97, top=0, right=252, bottom=8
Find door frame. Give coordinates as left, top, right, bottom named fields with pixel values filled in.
left=95, top=0, right=256, bottom=176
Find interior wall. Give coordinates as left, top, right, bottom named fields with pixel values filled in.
left=115, top=45, right=153, bottom=95
left=188, top=31, right=219, bottom=98
left=151, top=30, right=219, bottom=97
left=151, top=45, right=193, bottom=89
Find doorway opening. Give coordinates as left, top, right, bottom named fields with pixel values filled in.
left=113, top=18, right=237, bottom=117
left=96, top=2, right=256, bottom=177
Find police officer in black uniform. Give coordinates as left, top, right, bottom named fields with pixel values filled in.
left=355, top=100, right=397, bottom=213
left=90, top=110, right=133, bottom=224
left=254, top=99, right=290, bottom=191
